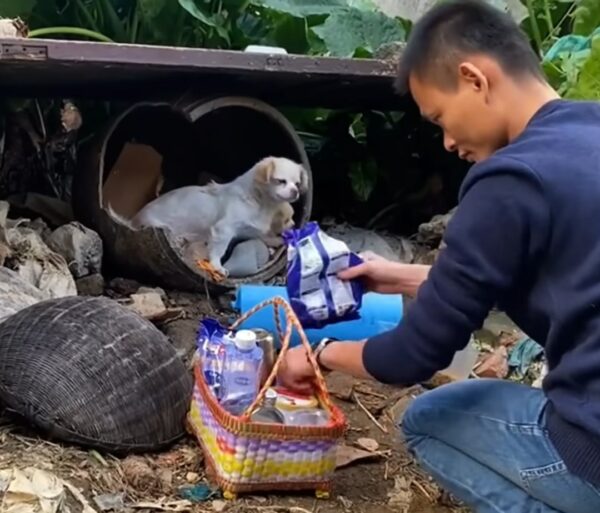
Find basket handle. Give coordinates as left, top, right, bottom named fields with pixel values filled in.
left=230, top=296, right=334, bottom=420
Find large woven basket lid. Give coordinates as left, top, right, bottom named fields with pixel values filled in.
left=0, top=296, right=193, bottom=453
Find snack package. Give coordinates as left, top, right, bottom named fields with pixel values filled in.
left=196, top=319, right=229, bottom=399
left=283, top=222, right=364, bottom=329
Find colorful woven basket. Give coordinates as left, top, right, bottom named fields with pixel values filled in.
left=187, top=296, right=347, bottom=500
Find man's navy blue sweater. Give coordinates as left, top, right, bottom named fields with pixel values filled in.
left=363, top=99, right=600, bottom=488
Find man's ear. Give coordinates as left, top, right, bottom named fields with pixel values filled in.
left=254, top=157, right=276, bottom=184
left=299, top=166, right=309, bottom=193
left=458, top=62, right=489, bottom=95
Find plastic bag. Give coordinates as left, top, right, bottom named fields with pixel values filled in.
left=196, top=319, right=228, bottom=399
left=283, top=221, right=364, bottom=329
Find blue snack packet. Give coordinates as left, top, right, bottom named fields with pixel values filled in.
left=196, top=319, right=229, bottom=399
left=283, top=221, right=364, bottom=330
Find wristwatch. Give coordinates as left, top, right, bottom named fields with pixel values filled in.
left=312, top=337, right=337, bottom=372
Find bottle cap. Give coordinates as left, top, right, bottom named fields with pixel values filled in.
left=265, top=388, right=278, bottom=401
left=234, top=329, right=257, bottom=350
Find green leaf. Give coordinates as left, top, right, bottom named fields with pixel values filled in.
left=346, top=0, right=377, bottom=10
left=565, top=37, right=600, bottom=100
left=349, top=159, right=378, bottom=202
left=349, top=113, right=367, bottom=143
left=178, top=0, right=218, bottom=26
left=271, top=15, right=310, bottom=54
left=178, top=0, right=230, bottom=43
left=572, top=0, right=600, bottom=37
left=312, top=7, right=406, bottom=57
left=138, top=0, right=168, bottom=19
left=250, top=0, right=348, bottom=18
left=0, top=0, right=37, bottom=18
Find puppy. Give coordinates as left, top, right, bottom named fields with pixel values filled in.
left=261, top=201, right=295, bottom=248
left=107, top=156, right=308, bottom=277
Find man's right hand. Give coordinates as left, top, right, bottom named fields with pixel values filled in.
left=338, top=254, right=431, bottom=297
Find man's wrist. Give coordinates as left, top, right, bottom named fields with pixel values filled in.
left=312, top=337, right=337, bottom=372
left=317, top=339, right=340, bottom=372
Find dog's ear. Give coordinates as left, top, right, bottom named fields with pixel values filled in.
left=298, top=166, right=309, bottom=193
left=255, top=157, right=276, bottom=184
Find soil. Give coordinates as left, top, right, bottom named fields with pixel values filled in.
left=0, top=283, right=470, bottom=513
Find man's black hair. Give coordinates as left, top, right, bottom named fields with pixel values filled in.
left=395, top=0, right=544, bottom=95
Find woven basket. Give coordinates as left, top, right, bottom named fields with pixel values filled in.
left=187, top=296, right=347, bottom=499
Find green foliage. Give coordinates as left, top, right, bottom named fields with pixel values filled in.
left=5, top=0, right=407, bottom=59
left=0, top=0, right=36, bottom=18
left=312, top=8, right=406, bottom=57
left=573, top=0, right=600, bottom=36
left=564, top=37, right=600, bottom=100
left=250, top=0, right=348, bottom=18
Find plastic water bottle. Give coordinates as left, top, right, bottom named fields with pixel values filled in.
left=220, top=330, right=264, bottom=416
left=250, top=388, right=285, bottom=424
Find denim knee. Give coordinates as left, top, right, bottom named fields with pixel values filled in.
left=401, top=392, right=434, bottom=448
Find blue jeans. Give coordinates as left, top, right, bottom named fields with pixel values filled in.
left=402, top=379, right=600, bottom=513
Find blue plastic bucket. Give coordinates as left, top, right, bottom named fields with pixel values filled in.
left=233, top=285, right=403, bottom=348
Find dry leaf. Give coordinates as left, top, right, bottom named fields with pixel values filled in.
left=387, top=476, right=413, bottom=512
left=355, top=438, right=379, bottom=452
left=121, top=456, right=157, bottom=492
left=335, top=445, right=383, bottom=469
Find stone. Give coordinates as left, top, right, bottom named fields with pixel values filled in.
left=324, top=223, right=415, bottom=263
left=47, top=222, right=103, bottom=279
left=108, top=277, right=141, bottom=297
left=76, top=273, right=105, bottom=296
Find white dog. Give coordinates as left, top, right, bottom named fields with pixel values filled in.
left=107, top=156, right=308, bottom=276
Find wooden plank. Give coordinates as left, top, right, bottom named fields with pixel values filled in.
left=0, top=38, right=404, bottom=109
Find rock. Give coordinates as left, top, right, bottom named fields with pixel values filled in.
left=108, top=277, right=142, bottom=297
left=126, top=292, right=184, bottom=323
left=326, top=372, right=355, bottom=402
left=416, top=207, right=457, bottom=247
left=162, top=319, right=200, bottom=364
left=137, top=286, right=166, bottom=300
left=323, top=223, right=415, bottom=263
left=212, top=500, right=228, bottom=512
left=76, top=273, right=105, bottom=296
left=47, top=222, right=103, bottom=279
left=186, top=472, right=199, bottom=483
left=127, top=292, right=167, bottom=319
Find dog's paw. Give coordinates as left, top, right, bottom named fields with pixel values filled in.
left=262, top=235, right=284, bottom=248
left=211, top=261, right=230, bottom=278
left=196, top=259, right=229, bottom=282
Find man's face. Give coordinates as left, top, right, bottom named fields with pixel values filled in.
left=409, top=65, right=509, bottom=163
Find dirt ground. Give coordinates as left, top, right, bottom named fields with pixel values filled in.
left=0, top=284, right=470, bottom=513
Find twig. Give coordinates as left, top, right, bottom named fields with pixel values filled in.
left=412, top=479, right=433, bottom=502
left=352, top=391, right=388, bottom=434
left=354, top=386, right=386, bottom=399
left=384, top=460, right=389, bottom=480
